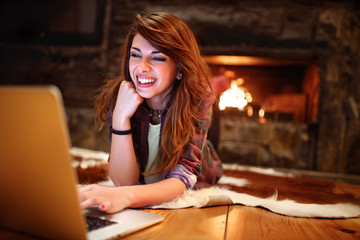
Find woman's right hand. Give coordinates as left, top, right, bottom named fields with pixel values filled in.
left=112, top=81, right=143, bottom=129
left=78, top=184, right=133, bottom=213
left=108, top=80, right=142, bottom=186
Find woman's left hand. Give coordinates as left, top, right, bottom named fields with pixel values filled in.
left=78, top=184, right=133, bottom=213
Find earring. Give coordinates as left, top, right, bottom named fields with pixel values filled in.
left=177, top=72, right=183, bottom=80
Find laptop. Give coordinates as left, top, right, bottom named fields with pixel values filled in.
left=0, top=85, right=164, bottom=240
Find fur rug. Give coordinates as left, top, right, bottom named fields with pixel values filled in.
left=148, top=164, right=360, bottom=218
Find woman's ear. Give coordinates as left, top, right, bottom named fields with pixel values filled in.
left=176, top=72, right=183, bottom=80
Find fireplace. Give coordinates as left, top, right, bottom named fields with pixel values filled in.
left=205, top=55, right=319, bottom=123
left=205, top=55, right=320, bottom=170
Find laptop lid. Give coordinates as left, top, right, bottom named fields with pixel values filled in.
left=0, top=85, right=88, bottom=239
left=0, top=86, right=164, bottom=240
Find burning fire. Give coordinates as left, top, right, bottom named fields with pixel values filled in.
left=258, top=108, right=265, bottom=118
left=219, top=78, right=252, bottom=110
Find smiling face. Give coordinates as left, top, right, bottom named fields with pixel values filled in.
left=129, top=33, right=179, bottom=110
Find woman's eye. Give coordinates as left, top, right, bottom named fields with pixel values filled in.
left=130, top=53, right=141, bottom=58
left=153, top=57, right=166, bottom=62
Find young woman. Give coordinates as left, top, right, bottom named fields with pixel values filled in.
left=79, top=12, right=222, bottom=213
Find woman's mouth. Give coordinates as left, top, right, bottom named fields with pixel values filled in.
left=137, top=76, right=157, bottom=85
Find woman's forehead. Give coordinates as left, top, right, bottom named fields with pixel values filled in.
left=131, top=34, right=157, bottom=50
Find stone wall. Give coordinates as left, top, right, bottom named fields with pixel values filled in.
left=219, top=118, right=311, bottom=170
left=1, top=0, right=359, bottom=174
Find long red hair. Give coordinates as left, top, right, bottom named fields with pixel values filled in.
left=95, top=12, right=213, bottom=176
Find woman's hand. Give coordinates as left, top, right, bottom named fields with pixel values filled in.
left=78, top=184, right=133, bottom=214
left=108, top=81, right=142, bottom=186
left=112, top=81, right=143, bottom=129
left=79, top=179, right=186, bottom=213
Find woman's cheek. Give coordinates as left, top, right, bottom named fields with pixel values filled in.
left=128, top=61, right=136, bottom=82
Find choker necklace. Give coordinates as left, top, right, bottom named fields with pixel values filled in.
left=149, top=109, right=164, bottom=125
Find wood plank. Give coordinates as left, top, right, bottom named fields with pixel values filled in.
left=226, top=205, right=360, bottom=240
left=121, top=206, right=228, bottom=240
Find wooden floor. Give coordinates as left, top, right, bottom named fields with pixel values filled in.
left=123, top=204, right=360, bottom=240
left=113, top=181, right=360, bottom=240
left=2, top=183, right=360, bottom=240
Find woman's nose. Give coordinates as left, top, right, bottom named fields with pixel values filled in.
left=138, top=58, right=151, bottom=73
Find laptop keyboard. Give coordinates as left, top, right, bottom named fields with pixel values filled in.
left=86, top=216, right=117, bottom=232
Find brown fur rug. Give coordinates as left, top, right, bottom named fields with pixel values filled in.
left=149, top=164, right=360, bottom=218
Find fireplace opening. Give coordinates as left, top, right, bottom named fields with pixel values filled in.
left=205, top=55, right=319, bottom=124
left=205, top=55, right=320, bottom=170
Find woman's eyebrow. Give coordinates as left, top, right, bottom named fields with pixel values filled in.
left=151, top=50, right=162, bottom=54
left=131, top=47, right=161, bottom=54
left=131, top=47, right=141, bottom=52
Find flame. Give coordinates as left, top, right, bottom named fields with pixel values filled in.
left=219, top=78, right=252, bottom=110
left=259, top=108, right=265, bottom=118
left=258, top=108, right=266, bottom=123
left=247, top=106, right=253, bottom=117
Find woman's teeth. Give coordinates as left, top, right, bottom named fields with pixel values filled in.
left=138, top=77, right=156, bottom=84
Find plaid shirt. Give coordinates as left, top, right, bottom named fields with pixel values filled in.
left=107, top=94, right=222, bottom=189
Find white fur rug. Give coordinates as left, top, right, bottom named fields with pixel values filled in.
left=148, top=185, right=360, bottom=218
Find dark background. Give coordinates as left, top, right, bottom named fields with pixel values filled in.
left=1, top=0, right=359, bottom=175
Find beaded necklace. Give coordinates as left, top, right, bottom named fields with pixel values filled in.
left=149, top=109, right=164, bottom=125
